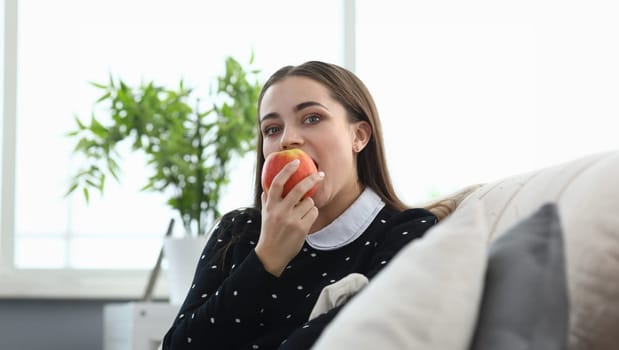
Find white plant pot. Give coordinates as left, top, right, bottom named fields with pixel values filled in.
left=163, top=236, right=208, bottom=305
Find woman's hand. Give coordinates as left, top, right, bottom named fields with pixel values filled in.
left=255, top=160, right=325, bottom=277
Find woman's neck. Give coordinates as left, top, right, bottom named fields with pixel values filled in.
left=310, top=180, right=364, bottom=233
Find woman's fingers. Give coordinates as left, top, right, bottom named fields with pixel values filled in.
left=298, top=198, right=319, bottom=224
left=257, top=166, right=323, bottom=276
left=282, top=171, right=325, bottom=205
left=267, top=159, right=300, bottom=199
left=295, top=196, right=316, bottom=218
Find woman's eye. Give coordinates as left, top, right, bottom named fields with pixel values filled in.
left=263, top=126, right=280, bottom=136
left=304, top=114, right=321, bottom=124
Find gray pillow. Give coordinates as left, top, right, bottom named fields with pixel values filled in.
left=469, top=203, right=569, bottom=350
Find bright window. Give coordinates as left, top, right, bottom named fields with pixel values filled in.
left=7, top=0, right=619, bottom=298
left=0, top=1, right=4, bottom=204
left=4, top=0, right=344, bottom=296
left=356, top=0, right=619, bottom=204
left=0, top=0, right=3, bottom=162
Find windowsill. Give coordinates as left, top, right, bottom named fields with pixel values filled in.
left=0, top=268, right=170, bottom=300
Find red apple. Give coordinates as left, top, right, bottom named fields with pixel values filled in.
left=262, top=149, right=318, bottom=199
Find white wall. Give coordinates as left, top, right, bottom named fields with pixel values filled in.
left=356, top=0, right=619, bottom=204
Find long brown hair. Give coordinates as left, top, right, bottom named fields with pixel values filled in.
left=253, top=61, right=407, bottom=211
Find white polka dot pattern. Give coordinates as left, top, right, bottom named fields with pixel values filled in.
left=162, top=206, right=438, bottom=349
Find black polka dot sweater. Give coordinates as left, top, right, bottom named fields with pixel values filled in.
left=162, top=189, right=437, bottom=350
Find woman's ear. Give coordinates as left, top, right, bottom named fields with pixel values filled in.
left=353, top=121, right=372, bottom=153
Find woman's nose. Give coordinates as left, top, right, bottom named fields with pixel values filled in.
left=279, top=126, right=303, bottom=150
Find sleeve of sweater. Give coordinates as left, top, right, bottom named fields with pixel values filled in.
left=162, top=209, right=278, bottom=349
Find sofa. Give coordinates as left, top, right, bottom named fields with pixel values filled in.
left=310, top=150, right=619, bottom=350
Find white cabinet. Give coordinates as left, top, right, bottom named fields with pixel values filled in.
left=103, top=302, right=179, bottom=350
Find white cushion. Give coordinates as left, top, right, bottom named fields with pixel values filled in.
left=312, top=202, right=489, bottom=350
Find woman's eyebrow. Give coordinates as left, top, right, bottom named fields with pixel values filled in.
left=260, top=112, right=278, bottom=123
left=260, top=101, right=329, bottom=123
left=295, top=101, right=328, bottom=112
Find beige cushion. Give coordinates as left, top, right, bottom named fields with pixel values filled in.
left=312, top=202, right=489, bottom=350
left=457, top=150, right=619, bottom=350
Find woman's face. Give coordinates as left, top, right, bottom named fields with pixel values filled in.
left=259, top=76, right=369, bottom=210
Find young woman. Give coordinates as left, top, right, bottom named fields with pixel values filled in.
left=162, top=61, right=438, bottom=349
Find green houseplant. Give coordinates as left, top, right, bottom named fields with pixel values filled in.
left=66, top=55, right=262, bottom=237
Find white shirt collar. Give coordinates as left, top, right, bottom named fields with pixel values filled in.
left=306, top=188, right=385, bottom=251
